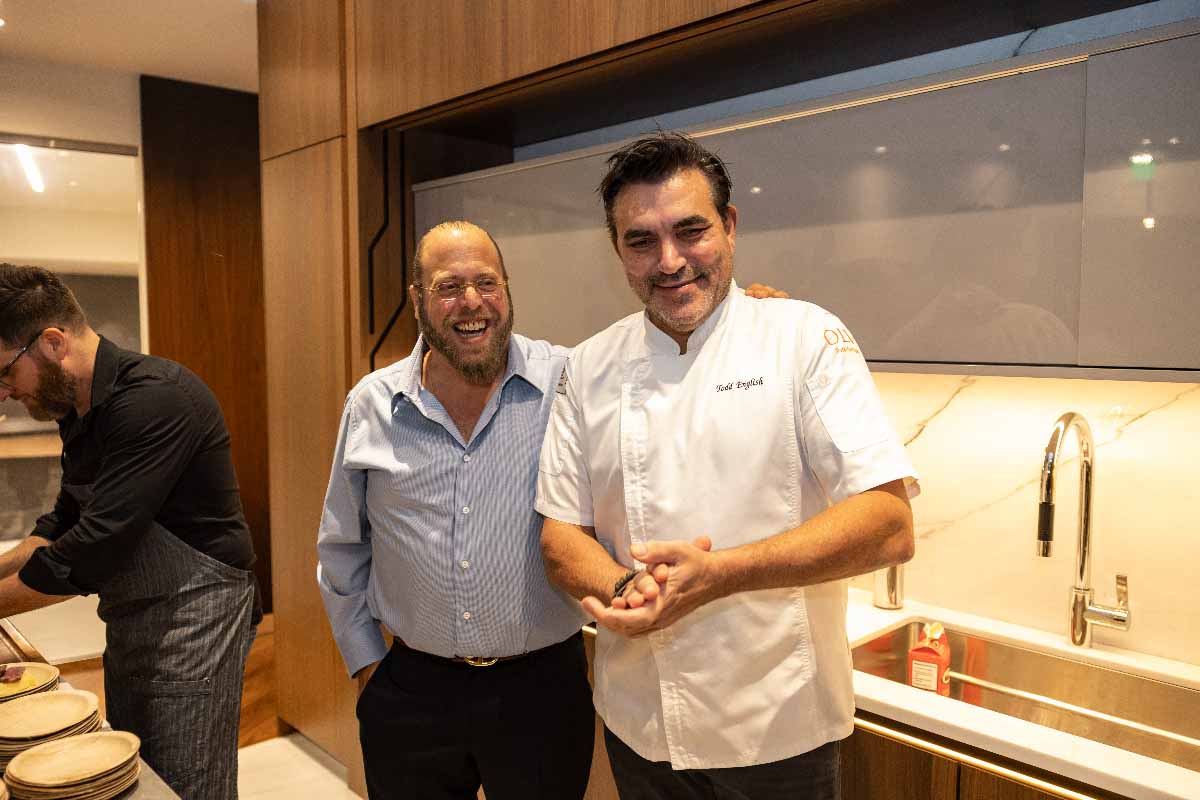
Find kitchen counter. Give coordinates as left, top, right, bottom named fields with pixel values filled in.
left=846, top=588, right=1200, bottom=800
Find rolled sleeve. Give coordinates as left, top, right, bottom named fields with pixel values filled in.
left=796, top=311, right=920, bottom=504
left=534, top=362, right=593, bottom=526
left=317, top=397, right=388, bottom=677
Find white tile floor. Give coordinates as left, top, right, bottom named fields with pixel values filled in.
left=237, top=734, right=361, bottom=800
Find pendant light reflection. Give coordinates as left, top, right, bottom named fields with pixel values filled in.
left=13, top=144, right=46, bottom=193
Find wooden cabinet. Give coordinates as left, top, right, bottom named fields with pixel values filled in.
left=354, top=0, right=765, bottom=126
left=842, top=727, right=957, bottom=800
left=844, top=717, right=1131, bottom=800
left=959, top=765, right=1061, bottom=800
left=257, top=0, right=345, bottom=159
left=261, top=138, right=359, bottom=767
left=1078, top=34, right=1200, bottom=370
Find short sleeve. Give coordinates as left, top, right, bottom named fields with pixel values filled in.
left=535, top=361, right=594, bottom=526
left=795, top=309, right=920, bottom=505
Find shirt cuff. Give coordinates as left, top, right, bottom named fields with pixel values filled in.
left=18, top=549, right=83, bottom=596
left=338, top=624, right=389, bottom=679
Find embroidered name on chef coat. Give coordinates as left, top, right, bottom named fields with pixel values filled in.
left=715, top=376, right=764, bottom=392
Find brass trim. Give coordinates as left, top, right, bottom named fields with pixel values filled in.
left=854, top=716, right=1106, bottom=800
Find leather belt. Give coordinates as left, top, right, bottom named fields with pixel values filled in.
left=394, top=638, right=530, bottom=667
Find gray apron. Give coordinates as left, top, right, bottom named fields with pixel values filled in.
left=63, top=482, right=257, bottom=800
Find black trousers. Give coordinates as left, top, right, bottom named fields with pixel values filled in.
left=605, top=726, right=842, bottom=800
left=357, top=632, right=594, bottom=800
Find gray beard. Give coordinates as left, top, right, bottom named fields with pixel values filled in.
left=417, top=299, right=514, bottom=386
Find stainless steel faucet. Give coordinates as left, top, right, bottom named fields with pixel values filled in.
left=1037, top=412, right=1130, bottom=647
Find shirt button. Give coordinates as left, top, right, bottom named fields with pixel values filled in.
left=460, top=560, right=470, bottom=569
left=462, top=506, right=471, bottom=514
left=463, top=454, right=472, bottom=462
left=462, top=611, right=472, bottom=620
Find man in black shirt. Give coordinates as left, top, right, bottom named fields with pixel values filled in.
left=0, top=264, right=259, bottom=799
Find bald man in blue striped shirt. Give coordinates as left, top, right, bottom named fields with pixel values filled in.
left=318, top=221, right=593, bottom=800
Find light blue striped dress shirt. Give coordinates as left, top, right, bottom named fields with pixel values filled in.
left=317, top=334, right=587, bottom=677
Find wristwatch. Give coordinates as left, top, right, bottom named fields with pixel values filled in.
left=612, top=567, right=641, bottom=600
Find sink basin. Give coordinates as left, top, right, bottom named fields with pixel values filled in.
left=852, top=621, right=1200, bottom=771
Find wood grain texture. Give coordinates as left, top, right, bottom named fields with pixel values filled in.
left=841, top=728, right=958, bottom=800
left=239, top=615, right=293, bottom=749
left=261, top=138, right=359, bottom=768
left=0, top=434, right=61, bottom=460
left=959, top=766, right=1066, bottom=800
left=140, top=76, right=273, bottom=613
left=355, top=0, right=767, bottom=125
left=258, top=0, right=345, bottom=159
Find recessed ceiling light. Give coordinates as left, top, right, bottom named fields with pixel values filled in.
left=69, top=181, right=79, bottom=187
left=750, top=186, right=762, bottom=194
left=874, top=146, right=887, bottom=154
left=1168, top=137, right=1181, bottom=145
left=1141, top=138, right=1152, bottom=146
left=997, top=143, right=1011, bottom=152
left=0, top=19, right=7, bottom=28
left=1142, top=217, right=1156, bottom=230
left=1129, top=153, right=1154, bottom=165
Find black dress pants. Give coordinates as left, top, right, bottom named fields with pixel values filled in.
left=605, top=726, right=842, bottom=800
left=357, top=632, right=594, bottom=800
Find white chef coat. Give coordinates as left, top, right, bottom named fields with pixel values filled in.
left=535, top=283, right=919, bottom=770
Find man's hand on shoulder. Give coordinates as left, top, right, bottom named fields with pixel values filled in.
left=582, top=536, right=720, bottom=637
left=743, top=283, right=790, bottom=299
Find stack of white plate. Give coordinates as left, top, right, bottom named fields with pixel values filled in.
left=0, top=666, right=59, bottom=704
left=0, top=690, right=103, bottom=771
left=3, top=732, right=140, bottom=800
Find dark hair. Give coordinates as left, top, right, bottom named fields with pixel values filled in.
left=598, top=131, right=733, bottom=242
left=412, top=220, right=507, bottom=289
left=0, top=263, right=88, bottom=349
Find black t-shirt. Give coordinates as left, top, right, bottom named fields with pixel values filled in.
left=19, top=336, right=257, bottom=596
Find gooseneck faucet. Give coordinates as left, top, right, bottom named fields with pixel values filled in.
left=1037, top=412, right=1130, bottom=647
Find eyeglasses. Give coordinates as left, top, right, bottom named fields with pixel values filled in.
left=416, top=277, right=508, bottom=302
left=0, top=330, right=43, bottom=390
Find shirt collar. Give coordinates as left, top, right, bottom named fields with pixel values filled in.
left=89, top=335, right=121, bottom=409
left=393, top=332, right=540, bottom=403
left=642, top=279, right=740, bottom=356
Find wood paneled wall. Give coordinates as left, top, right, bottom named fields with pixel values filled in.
left=140, top=75, right=273, bottom=612
left=355, top=0, right=765, bottom=126
left=261, top=138, right=360, bottom=766
left=257, top=0, right=345, bottom=159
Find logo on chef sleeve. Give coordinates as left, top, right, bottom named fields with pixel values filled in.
left=823, top=327, right=861, bottom=356
left=555, top=366, right=569, bottom=395
left=715, top=376, right=764, bottom=392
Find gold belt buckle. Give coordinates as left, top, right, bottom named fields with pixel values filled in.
left=463, top=656, right=499, bottom=667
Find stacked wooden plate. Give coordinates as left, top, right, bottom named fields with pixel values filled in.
left=3, top=732, right=140, bottom=800
left=0, top=666, right=58, bottom=704
left=0, top=690, right=103, bottom=770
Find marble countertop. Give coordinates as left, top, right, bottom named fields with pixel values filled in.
left=846, top=588, right=1200, bottom=800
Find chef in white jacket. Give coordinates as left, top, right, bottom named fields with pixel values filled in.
left=536, top=131, right=919, bottom=799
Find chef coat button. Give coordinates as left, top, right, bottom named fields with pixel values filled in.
left=463, top=454, right=472, bottom=462
left=460, top=560, right=470, bottom=570
left=462, top=611, right=472, bottom=620
left=462, top=506, right=471, bottom=514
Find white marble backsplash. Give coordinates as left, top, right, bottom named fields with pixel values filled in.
left=860, top=372, right=1200, bottom=666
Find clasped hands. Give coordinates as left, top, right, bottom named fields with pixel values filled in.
left=581, top=536, right=717, bottom=638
